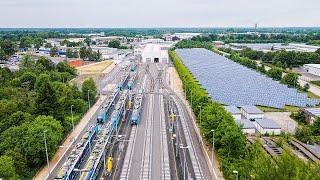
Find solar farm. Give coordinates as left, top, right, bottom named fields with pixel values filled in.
left=175, top=48, right=319, bottom=109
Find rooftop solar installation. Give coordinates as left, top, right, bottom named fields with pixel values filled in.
left=175, top=48, right=319, bottom=108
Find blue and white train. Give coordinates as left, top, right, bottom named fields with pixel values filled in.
left=55, top=124, right=100, bottom=180
left=131, top=92, right=144, bottom=125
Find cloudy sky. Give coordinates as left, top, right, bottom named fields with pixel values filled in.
left=0, top=0, right=319, bottom=28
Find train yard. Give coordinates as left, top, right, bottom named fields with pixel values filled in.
left=52, top=59, right=213, bottom=180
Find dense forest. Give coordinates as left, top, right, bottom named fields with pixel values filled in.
left=0, top=56, right=96, bottom=178
left=170, top=49, right=320, bottom=179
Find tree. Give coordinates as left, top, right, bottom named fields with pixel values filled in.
left=295, top=126, right=314, bottom=144
left=50, top=46, right=58, bottom=57
left=281, top=72, right=299, bottom=88
left=258, top=64, right=267, bottom=73
left=56, top=61, right=76, bottom=75
left=303, top=83, right=310, bottom=92
left=267, top=67, right=283, bottom=81
left=35, top=74, right=61, bottom=119
left=316, top=48, right=320, bottom=55
left=0, top=155, right=16, bottom=178
left=66, top=48, right=74, bottom=58
left=23, top=115, right=63, bottom=166
left=84, top=37, right=91, bottom=46
left=81, top=78, right=97, bottom=104
left=87, top=47, right=93, bottom=61
left=79, top=47, right=88, bottom=59
left=37, top=56, right=55, bottom=71
left=311, top=118, right=320, bottom=136
left=261, top=51, right=275, bottom=62
left=33, top=37, right=44, bottom=49
left=0, top=39, right=16, bottom=57
left=19, top=55, right=36, bottom=70
left=44, top=42, right=52, bottom=48
left=4, top=149, right=28, bottom=176
left=19, top=36, right=33, bottom=49
left=0, top=111, right=32, bottom=133
left=73, top=50, right=79, bottom=58
left=20, top=71, right=37, bottom=90
left=108, top=40, right=121, bottom=48
left=0, top=49, right=6, bottom=60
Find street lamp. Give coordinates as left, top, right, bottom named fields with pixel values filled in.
left=198, top=105, right=202, bottom=128
left=211, top=129, right=215, bottom=166
left=179, top=144, right=190, bottom=180
left=87, top=90, right=91, bottom=109
left=70, top=105, right=75, bottom=131
left=43, top=130, right=50, bottom=176
left=233, top=170, right=239, bottom=180
left=183, top=77, right=187, bottom=98
left=190, top=89, right=193, bottom=108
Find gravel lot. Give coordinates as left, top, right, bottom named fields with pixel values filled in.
left=264, top=112, right=297, bottom=133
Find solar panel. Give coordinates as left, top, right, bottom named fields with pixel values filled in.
left=175, top=48, right=319, bottom=108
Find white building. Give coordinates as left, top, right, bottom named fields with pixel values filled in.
left=172, top=33, right=201, bottom=40
left=304, top=64, right=320, bottom=77
left=90, top=46, right=118, bottom=59
left=235, top=119, right=256, bottom=135
left=241, top=105, right=264, bottom=120
left=255, top=118, right=281, bottom=135
left=302, top=108, right=320, bottom=124
left=141, top=38, right=165, bottom=44
left=224, top=106, right=242, bottom=120
left=141, top=44, right=169, bottom=63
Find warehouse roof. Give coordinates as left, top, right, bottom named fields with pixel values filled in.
left=255, top=119, right=281, bottom=129
left=235, top=119, right=255, bottom=129
left=224, top=106, right=241, bottom=115
left=241, top=105, right=264, bottom=114
left=303, top=108, right=320, bottom=117
left=304, top=64, right=320, bottom=69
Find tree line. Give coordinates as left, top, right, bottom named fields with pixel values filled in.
left=170, top=49, right=320, bottom=179
left=216, top=48, right=308, bottom=91
left=0, top=56, right=97, bottom=178
left=174, top=39, right=213, bottom=50
left=220, top=47, right=320, bottom=68
left=191, top=32, right=320, bottom=44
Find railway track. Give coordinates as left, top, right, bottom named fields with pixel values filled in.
left=290, top=139, right=320, bottom=163
left=261, top=137, right=283, bottom=157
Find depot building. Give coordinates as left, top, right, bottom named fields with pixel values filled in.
left=141, top=44, right=169, bottom=63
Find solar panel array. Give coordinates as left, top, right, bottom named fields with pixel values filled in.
left=176, top=48, right=319, bottom=108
